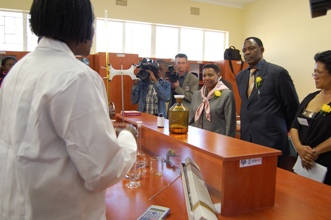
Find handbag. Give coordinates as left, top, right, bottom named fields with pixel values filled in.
left=224, top=46, right=242, bottom=60
left=224, top=46, right=244, bottom=77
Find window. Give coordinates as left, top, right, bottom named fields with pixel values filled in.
left=26, top=14, right=38, bottom=51
left=155, top=26, right=178, bottom=59
left=124, top=23, right=151, bottom=57
left=96, top=18, right=227, bottom=61
left=0, top=9, right=227, bottom=61
left=204, top=31, right=226, bottom=61
left=180, top=28, right=204, bottom=61
left=0, top=10, right=38, bottom=51
left=96, top=19, right=124, bottom=53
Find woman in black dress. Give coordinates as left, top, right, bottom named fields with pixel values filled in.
left=291, top=50, right=331, bottom=185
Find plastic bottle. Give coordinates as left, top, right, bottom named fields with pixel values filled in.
left=157, top=113, right=164, bottom=128
left=168, top=95, right=189, bottom=134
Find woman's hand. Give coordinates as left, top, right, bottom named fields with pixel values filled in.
left=113, top=122, right=138, bottom=139
left=297, top=144, right=318, bottom=170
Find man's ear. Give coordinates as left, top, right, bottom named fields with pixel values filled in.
left=261, top=47, right=265, bottom=53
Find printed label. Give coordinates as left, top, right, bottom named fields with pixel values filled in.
left=240, top=158, right=262, bottom=167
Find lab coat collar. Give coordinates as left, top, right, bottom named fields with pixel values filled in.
left=37, top=37, right=76, bottom=59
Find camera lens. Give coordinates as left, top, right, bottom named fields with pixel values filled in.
left=137, top=69, right=150, bottom=80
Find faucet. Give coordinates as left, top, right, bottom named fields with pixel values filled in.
left=165, top=149, right=178, bottom=164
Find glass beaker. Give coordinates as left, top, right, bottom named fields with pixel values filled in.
left=125, top=161, right=142, bottom=188
left=136, top=121, right=147, bottom=175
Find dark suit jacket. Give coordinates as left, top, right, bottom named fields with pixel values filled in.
left=236, top=61, right=299, bottom=155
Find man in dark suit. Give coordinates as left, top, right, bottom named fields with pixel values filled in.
left=236, top=37, right=299, bottom=167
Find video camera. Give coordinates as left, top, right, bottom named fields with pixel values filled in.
left=135, top=58, right=160, bottom=81
left=166, top=65, right=178, bottom=83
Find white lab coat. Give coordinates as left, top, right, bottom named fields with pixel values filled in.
left=0, top=38, right=137, bottom=220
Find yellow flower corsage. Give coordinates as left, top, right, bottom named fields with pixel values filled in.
left=214, top=90, right=221, bottom=97
left=320, top=104, right=331, bottom=116
left=256, top=76, right=262, bottom=88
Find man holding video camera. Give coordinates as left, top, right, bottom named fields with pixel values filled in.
left=168, top=53, right=199, bottom=116
left=131, top=59, right=171, bottom=118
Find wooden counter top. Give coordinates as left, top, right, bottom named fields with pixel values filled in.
left=105, top=165, right=331, bottom=219
left=104, top=113, right=331, bottom=219
left=116, top=113, right=280, bottom=161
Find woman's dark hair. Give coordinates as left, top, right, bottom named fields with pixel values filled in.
left=314, top=50, right=331, bottom=74
left=1, top=56, right=17, bottom=67
left=202, top=63, right=220, bottom=74
left=29, top=0, right=94, bottom=44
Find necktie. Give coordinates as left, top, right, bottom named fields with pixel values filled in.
left=247, top=68, right=256, bottom=98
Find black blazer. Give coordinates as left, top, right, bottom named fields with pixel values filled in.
left=236, top=61, right=299, bottom=154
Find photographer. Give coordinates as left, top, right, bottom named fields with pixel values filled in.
left=156, top=59, right=168, bottom=80
left=169, top=53, right=199, bottom=117
left=131, top=59, right=171, bottom=118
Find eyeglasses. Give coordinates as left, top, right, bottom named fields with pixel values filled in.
left=311, top=70, right=330, bottom=78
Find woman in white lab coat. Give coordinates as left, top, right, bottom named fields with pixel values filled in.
left=0, top=0, right=137, bottom=219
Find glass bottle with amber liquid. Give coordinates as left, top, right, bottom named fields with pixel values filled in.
left=168, top=95, right=189, bottom=134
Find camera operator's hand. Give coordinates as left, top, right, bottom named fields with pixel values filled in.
left=147, top=70, right=158, bottom=83
left=171, top=81, right=179, bottom=89
left=132, top=78, right=141, bottom=85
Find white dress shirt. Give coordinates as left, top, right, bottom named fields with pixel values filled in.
left=0, top=38, right=136, bottom=220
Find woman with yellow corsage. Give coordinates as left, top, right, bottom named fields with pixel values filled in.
left=291, top=50, right=331, bottom=186
left=189, top=64, right=236, bottom=137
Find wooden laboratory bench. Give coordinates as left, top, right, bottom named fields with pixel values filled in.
left=104, top=113, right=331, bottom=219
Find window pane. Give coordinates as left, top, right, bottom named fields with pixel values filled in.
left=26, top=15, right=38, bottom=51
left=155, top=26, right=178, bottom=59
left=96, top=19, right=123, bottom=53
left=26, top=31, right=38, bottom=51
left=124, top=23, right=151, bottom=57
left=180, top=28, right=203, bottom=61
left=0, top=11, right=23, bottom=51
left=204, top=31, right=225, bottom=61
left=0, top=26, right=4, bottom=45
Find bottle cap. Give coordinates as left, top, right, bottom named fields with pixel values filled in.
left=158, top=113, right=163, bottom=117
left=136, top=121, right=142, bottom=128
left=174, top=95, right=184, bottom=99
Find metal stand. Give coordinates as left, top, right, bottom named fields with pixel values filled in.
left=104, top=64, right=136, bottom=122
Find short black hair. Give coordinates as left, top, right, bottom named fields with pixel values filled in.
left=175, top=53, right=188, bottom=60
left=29, top=0, right=94, bottom=44
left=202, top=63, right=220, bottom=73
left=245, top=37, right=264, bottom=47
left=1, top=56, right=17, bottom=66
left=314, top=50, right=331, bottom=74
